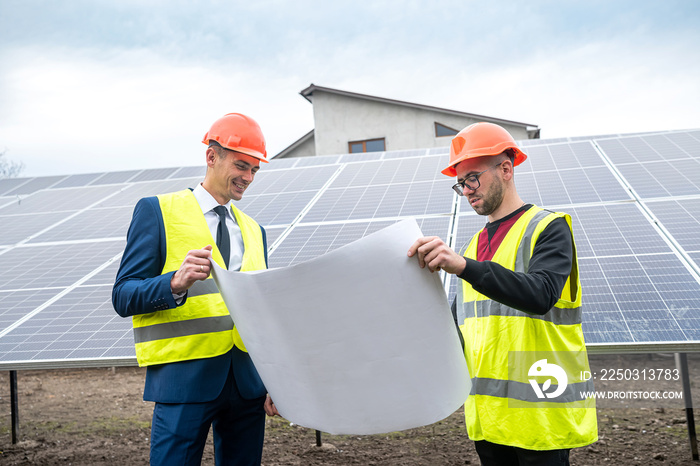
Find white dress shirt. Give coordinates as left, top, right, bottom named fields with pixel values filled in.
left=192, top=183, right=245, bottom=271
left=172, top=184, right=246, bottom=302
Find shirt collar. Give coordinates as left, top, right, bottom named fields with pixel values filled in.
left=192, top=183, right=233, bottom=215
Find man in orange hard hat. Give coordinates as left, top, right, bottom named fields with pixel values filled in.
left=408, top=122, right=597, bottom=465
left=113, top=113, right=279, bottom=465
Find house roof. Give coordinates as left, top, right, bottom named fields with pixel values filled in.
left=272, top=129, right=314, bottom=159
left=299, top=84, right=539, bottom=129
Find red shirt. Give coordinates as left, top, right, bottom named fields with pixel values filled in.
left=476, top=208, right=528, bottom=261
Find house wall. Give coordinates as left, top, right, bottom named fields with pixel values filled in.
left=311, top=91, right=532, bottom=155
left=286, top=133, right=317, bottom=158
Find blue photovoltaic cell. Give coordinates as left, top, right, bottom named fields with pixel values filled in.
left=266, top=158, right=301, bottom=169
left=615, top=159, right=700, bottom=198
left=0, top=285, right=135, bottom=363
left=128, top=167, right=181, bottom=183
left=269, top=217, right=451, bottom=269
left=0, top=211, right=69, bottom=246
left=568, top=204, right=672, bottom=259
left=0, top=177, right=32, bottom=196
left=265, top=227, right=287, bottom=248
left=2, top=176, right=67, bottom=196
left=245, top=165, right=339, bottom=196
left=597, top=132, right=700, bottom=165
left=0, top=289, right=61, bottom=334
left=90, top=170, right=143, bottom=185
left=581, top=254, right=699, bottom=343
left=51, top=173, right=106, bottom=189
left=691, top=253, right=700, bottom=269
left=28, top=206, right=134, bottom=243
left=428, top=147, right=449, bottom=155
left=293, top=155, right=342, bottom=167
left=236, top=190, right=319, bottom=226
left=382, top=148, right=428, bottom=159
left=333, top=156, right=447, bottom=188
left=0, top=184, right=121, bottom=215
left=645, top=198, right=700, bottom=254
left=302, top=180, right=454, bottom=223
left=521, top=141, right=605, bottom=173
left=338, top=152, right=384, bottom=163
left=95, top=178, right=199, bottom=208
left=85, top=258, right=121, bottom=286
left=0, top=240, right=125, bottom=292
left=171, top=166, right=207, bottom=178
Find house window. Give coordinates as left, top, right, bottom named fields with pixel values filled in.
left=349, top=138, right=385, bottom=153
left=435, top=122, right=459, bottom=137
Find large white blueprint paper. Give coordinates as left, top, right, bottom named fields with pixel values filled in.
left=210, top=219, right=470, bottom=434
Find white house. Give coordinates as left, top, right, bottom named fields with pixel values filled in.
left=274, top=84, right=540, bottom=159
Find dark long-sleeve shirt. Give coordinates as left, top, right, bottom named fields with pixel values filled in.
left=452, top=204, right=573, bottom=317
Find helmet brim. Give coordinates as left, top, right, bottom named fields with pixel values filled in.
left=441, top=146, right=527, bottom=177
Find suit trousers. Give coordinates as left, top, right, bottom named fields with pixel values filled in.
left=150, top=365, right=266, bottom=466
left=474, top=440, right=570, bottom=466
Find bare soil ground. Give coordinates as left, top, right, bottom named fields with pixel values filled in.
left=0, top=353, right=698, bottom=465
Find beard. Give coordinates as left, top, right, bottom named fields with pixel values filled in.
left=469, top=177, right=505, bottom=216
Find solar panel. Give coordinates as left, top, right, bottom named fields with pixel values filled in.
left=580, top=254, right=700, bottom=344
left=90, top=169, right=143, bottom=185
left=0, top=241, right=125, bottom=292
left=0, top=177, right=33, bottom=196
left=95, top=178, right=199, bottom=208
left=171, top=166, right=207, bottom=178
left=0, top=185, right=125, bottom=215
left=2, top=176, right=67, bottom=196
left=27, top=206, right=134, bottom=243
left=645, top=198, right=700, bottom=255
left=0, top=289, right=61, bottom=334
left=269, top=216, right=451, bottom=269
left=0, top=212, right=69, bottom=246
left=1, top=128, right=700, bottom=369
left=51, top=173, right=106, bottom=189
left=0, top=285, right=134, bottom=368
left=128, top=167, right=181, bottom=183
left=520, top=141, right=606, bottom=173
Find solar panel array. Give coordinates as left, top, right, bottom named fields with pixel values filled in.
left=1, top=129, right=700, bottom=369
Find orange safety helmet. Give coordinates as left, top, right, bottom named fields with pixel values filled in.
left=441, top=122, right=527, bottom=177
left=202, top=113, right=268, bottom=163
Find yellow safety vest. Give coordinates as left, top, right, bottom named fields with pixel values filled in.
left=457, top=206, right=597, bottom=450
left=132, top=189, right=267, bottom=367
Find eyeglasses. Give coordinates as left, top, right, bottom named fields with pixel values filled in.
left=451, top=161, right=504, bottom=196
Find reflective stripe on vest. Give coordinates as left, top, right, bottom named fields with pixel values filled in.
left=131, top=189, right=266, bottom=367
left=457, top=299, right=583, bottom=327
left=470, top=376, right=595, bottom=404
left=457, top=205, right=597, bottom=450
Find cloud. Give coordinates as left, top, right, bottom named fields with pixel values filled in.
left=0, top=45, right=313, bottom=176
left=1, top=1, right=699, bottom=176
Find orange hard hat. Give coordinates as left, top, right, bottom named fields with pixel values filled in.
left=441, top=122, right=527, bottom=177
left=202, top=113, right=268, bottom=163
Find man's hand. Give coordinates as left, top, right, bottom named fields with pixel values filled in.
left=264, top=394, right=280, bottom=417
left=170, top=245, right=213, bottom=294
left=407, top=236, right=467, bottom=275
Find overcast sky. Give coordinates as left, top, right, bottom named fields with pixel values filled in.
left=1, top=0, right=699, bottom=177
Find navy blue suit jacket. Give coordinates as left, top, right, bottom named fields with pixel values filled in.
left=112, top=195, right=267, bottom=403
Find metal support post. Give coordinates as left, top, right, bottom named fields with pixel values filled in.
left=315, top=429, right=322, bottom=447
left=10, top=370, right=19, bottom=444
left=675, top=353, right=699, bottom=461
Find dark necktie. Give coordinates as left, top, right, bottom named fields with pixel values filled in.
left=213, top=205, right=231, bottom=269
